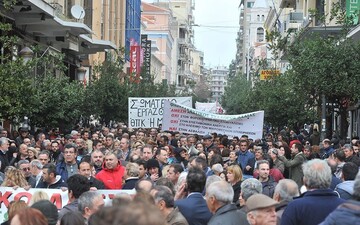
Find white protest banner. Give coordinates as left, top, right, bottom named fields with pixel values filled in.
left=128, top=97, right=192, bottom=128
left=195, top=102, right=217, bottom=113
left=162, top=101, right=264, bottom=139
left=0, top=187, right=135, bottom=223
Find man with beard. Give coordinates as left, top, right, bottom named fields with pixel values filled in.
left=91, top=150, right=104, bottom=174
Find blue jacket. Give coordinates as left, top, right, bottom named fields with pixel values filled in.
left=319, top=200, right=360, bottom=225
left=237, top=150, right=254, bottom=172
left=335, top=180, right=355, bottom=200
left=280, top=189, right=345, bottom=225
left=175, top=192, right=212, bottom=225
left=56, top=160, right=79, bottom=182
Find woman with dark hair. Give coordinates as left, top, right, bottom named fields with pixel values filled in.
left=10, top=208, right=47, bottom=225
left=60, top=211, right=85, bottom=225
left=174, top=147, right=189, bottom=169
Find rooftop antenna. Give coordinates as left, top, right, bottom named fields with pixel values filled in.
left=71, top=5, right=85, bottom=21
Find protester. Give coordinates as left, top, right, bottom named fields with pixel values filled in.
left=280, top=159, right=345, bottom=225
left=206, top=180, right=248, bottom=225
left=246, top=194, right=278, bottom=225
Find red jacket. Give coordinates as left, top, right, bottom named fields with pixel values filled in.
left=95, top=161, right=125, bottom=189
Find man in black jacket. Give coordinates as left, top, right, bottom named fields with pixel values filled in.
left=78, top=161, right=105, bottom=190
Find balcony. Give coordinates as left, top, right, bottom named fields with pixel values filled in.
left=286, top=12, right=304, bottom=32
left=280, top=0, right=296, bottom=8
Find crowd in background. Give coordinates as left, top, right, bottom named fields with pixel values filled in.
left=0, top=123, right=359, bottom=225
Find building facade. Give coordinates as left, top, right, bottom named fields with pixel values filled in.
left=210, top=66, right=228, bottom=102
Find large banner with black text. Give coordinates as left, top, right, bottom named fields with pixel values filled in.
left=162, top=101, right=264, bottom=139
left=128, top=97, right=192, bottom=128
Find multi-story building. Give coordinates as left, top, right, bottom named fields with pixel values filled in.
left=141, top=2, right=176, bottom=84
left=149, top=0, right=196, bottom=90
left=209, top=66, right=228, bottom=102
left=235, top=0, right=271, bottom=82
left=190, top=49, right=204, bottom=83
left=2, top=0, right=117, bottom=83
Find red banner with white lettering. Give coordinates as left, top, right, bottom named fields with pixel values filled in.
left=130, top=45, right=141, bottom=83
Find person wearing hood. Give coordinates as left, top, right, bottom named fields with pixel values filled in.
left=335, top=162, right=358, bottom=200
left=36, top=163, right=67, bottom=189
left=95, top=152, right=125, bottom=189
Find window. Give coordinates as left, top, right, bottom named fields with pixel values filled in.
left=257, top=15, right=260, bottom=21
left=262, top=15, right=265, bottom=21
left=257, top=27, right=264, bottom=42
left=247, top=2, right=254, bottom=8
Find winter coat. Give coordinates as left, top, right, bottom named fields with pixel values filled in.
left=335, top=180, right=355, bottom=200
left=319, top=200, right=360, bottom=225
left=95, top=161, right=125, bottom=189
left=208, top=204, right=249, bottom=225
left=278, top=152, right=306, bottom=188
left=280, top=189, right=345, bottom=225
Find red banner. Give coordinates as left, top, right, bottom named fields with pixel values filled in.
left=130, top=45, right=141, bottom=83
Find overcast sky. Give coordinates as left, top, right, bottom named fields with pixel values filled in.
left=193, top=0, right=240, bottom=68
left=142, top=0, right=240, bottom=68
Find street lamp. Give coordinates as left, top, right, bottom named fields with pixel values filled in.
left=19, top=46, right=34, bottom=63
left=76, top=66, right=87, bottom=86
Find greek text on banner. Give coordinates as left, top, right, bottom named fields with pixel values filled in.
left=128, top=97, right=192, bottom=128
left=162, top=100, right=264, bottom=139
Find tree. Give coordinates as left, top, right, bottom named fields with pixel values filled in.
left=221, top=75, right=254, bottom=114
left=83, top=49, right=178, bottom=125
left=29, top=75, right=85, bottom=130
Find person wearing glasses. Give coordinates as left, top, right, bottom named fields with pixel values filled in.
left=17, top=159, right=36, bottom=188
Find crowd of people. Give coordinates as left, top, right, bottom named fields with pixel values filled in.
left=0, top=124, right=359, bottom=225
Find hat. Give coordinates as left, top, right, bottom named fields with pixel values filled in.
left=146, top=159, right=160, bottom=169
left=246, top=194, right=278, bottom=212
left=270, top=148, right=278, bottom=155
left=20, top=126, right=29, bottom=132
left=31, top=200, right=58, bottom=225
left=203, top=134, right=212, bottom=140
left=218, top=144, right=224, bottom=148
left=323, top=138, right=331, bottom=144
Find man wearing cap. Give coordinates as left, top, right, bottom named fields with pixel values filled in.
left=206, top=180, right=248, bottom=225
left=203, top=134, right=215, bottom=153
left=280, top=159, right=345, bottom=225
left=246, top=194, right=278, bottom=225
left=319, top=139, right=334, bottom=159
left=15, top=125, right=31, bottom=147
